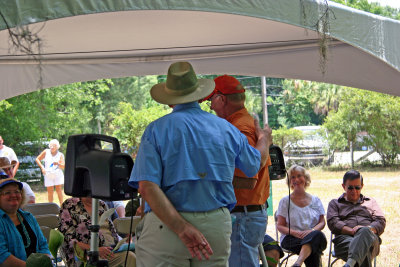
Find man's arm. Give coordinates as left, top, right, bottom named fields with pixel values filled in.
left=369, top=198, right=386, bottom=236
left=327, top=199, right=347, bottom=235
left=11, top=161, right=19, bottom=178
left=113, top=201, right=126, bottom=218
left=1, top=254, right=26, bottom=267
left=254, top=121, right=272, bottom=169
left=138, top=180, right=213, bottom=260
left=327, top=204, right=357, bottom=236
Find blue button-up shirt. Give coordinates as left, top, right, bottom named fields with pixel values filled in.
left=129, top=102, right=261, bottom=212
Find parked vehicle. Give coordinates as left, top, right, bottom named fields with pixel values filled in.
left=284, top=126, right=329, bottom=166
left=15, top=140, right=49, bottom=183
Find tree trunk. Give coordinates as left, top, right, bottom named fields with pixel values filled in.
left=350, top=141, right=354, bottom=168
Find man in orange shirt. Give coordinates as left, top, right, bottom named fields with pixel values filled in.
left=205, top=75, right=272, bottom=267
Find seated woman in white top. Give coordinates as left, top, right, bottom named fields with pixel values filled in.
left=276, top=165, right=327, bottom=267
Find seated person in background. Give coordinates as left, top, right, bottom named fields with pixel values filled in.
left=0, top=157, right=35, bottom=205
left=276, top=165, right=327, bottom=267
left=21, top=182, right=35, bottom=204
left=125, top=197, right=141, bottom=217
left=59, top=197, right=136, bottom=267
left=327, top=170, right=385, bottom=267
left=0, top=174, right=50, bottom=267
left=104, top=200, right=125, bottom=221
left=261, top=234, right=284, bottom=267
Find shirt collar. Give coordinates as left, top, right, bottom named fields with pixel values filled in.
left=173, top=102, right=200, bottom=112
left=226, top=107, right=248, bottom=124
left=0, top=208, right=27, bottom=218
left=338, top=193, right=370, bottom=203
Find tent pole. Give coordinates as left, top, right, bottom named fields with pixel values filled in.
left=261, top=76, right=268, bottom=125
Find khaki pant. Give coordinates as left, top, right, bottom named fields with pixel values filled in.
left=136, top=208, right=232, bottom=267
left=106, top=251, right=136, bottom=267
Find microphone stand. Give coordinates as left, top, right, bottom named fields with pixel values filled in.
left=87, top=198, right=109, bottom=267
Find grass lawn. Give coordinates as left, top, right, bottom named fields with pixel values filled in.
left=30, top=168, right=400, bottom=267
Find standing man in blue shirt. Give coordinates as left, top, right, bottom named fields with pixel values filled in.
left=129, top=61, right=272, bottom=267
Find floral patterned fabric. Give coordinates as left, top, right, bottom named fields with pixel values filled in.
left=58, top=198, right=119, bottom=267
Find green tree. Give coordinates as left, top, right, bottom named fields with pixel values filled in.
left=272, top=127, right=304, bottom=149
left=273, top=80, right=325, bottom=127
left=107, top=102, right=170, bottom=157
left=0, top=79, right=116, bottom=155
left=358, top=90, right=400, bottom=166
left=331, top=0, right=400, bottom=20
left=323, top=88, right=400, bottom=166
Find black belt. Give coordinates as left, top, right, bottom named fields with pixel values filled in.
left=231, top=204, right=265, bottom=213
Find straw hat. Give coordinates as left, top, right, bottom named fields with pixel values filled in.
left=150, top=62, right=215, bottom=105
left=0, top=157, right=16, bottom=169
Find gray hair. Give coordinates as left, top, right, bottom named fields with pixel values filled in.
left=49, top=139, right=60, bottom=149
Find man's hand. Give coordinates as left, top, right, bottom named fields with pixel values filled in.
left=98, top=246, right=114, bottom=260
left=178, top=222, right=213, bottom=260
left=352, top=225, right=363, bottom=235
left=139, top=181, right=214, bottom=260
left=254, top=120, right=272, bottom=145
left=254, top=120, right=272, bottom=168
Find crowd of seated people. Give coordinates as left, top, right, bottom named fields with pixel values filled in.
left=0, top=137, right=386, bottom=267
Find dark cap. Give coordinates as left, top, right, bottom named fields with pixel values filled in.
left=0, top=178, right=23, bottom=190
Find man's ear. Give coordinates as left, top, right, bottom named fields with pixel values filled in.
left=342, top=184, right=346, bottom=190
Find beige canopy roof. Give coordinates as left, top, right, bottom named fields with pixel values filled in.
left=0, top=0, right=399, bottom=100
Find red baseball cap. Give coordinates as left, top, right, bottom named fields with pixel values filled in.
left=201, top=75, right=245, bottom=102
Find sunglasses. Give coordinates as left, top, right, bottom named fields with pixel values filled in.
left=347, top=185, right=361, bottom=190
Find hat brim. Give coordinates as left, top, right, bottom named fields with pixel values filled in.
left=0, top=162, right=16, bottom=169
left=150, top=79, right=215, bottom=105
left=0, top=179, right=23, bottom=189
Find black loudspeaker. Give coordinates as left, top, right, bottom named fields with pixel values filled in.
left=268, top=144, right=286, bottom=180
left=64, top=134, right=137, bottom=200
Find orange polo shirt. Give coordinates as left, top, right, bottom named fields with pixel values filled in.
left=226, top=108, right=271, bottom=206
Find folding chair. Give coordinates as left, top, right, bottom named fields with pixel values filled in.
left=35, top=213, right=59, bottom=229
left=274, top=212, right=295, bottom=267
left=113, top=216, right=142, bottom=235
left=328, top=232, right=377, bottom=267
left=22, top=202, right=60, bottom=216
left=40, top=226, right=52, bottom=242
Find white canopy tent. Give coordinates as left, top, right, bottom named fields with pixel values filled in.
left=0, top=0, right=399, bottom=101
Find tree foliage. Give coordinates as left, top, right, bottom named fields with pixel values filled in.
left=323, top=88, right=400, bottom=166
left=272, top=127, right=304, bottom=149
left=331, top=0, right=400, bottom=20
left=107, top=103, right=170, bottom=157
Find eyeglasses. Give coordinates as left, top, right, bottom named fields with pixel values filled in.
left=0, top=190, right=22, bottom=196
left=347, top=185, right=361, bottom=191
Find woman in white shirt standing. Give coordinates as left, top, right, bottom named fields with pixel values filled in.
left=35, top=139, right=64, bottom=205
left=276, top=165, right=327, bottom=267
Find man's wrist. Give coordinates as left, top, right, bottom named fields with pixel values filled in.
left=368, top=225, right=376, bottom=234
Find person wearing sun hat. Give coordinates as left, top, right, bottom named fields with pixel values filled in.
left=203, top=75, right=273, bottom=267
left=0, top=159, right=51, bottom=267
left=0, top=136, right=20, bottom=178
left=0, top=157, right=36, bottom=205
left=129, top=61, right=271, bottom=266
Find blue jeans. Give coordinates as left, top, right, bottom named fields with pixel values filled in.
left=229, top=208, right=268, bottom=267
